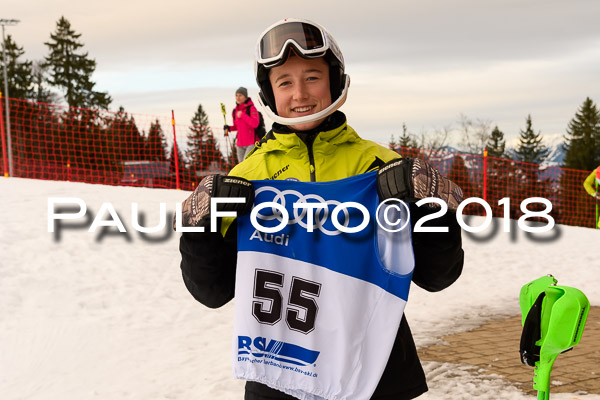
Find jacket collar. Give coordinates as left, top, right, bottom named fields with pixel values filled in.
left=264, top=111, right=360, bottom=150
left=245, top=111, right=362, bottom=162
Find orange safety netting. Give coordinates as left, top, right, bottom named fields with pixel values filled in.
left=1, top=97, right=598, bottom=229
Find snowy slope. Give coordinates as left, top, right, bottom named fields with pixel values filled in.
left=0, top=177, right=598, bottom=399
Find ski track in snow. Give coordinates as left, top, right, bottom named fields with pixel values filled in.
left=1, top=177, right=598, bottom=399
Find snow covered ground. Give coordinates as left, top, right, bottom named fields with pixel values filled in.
left=1, top=177, right=598, bottom=400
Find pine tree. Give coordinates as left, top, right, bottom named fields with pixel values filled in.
left=512, top=115, right=551, bottom=209
left=388, top=134, right=397, bottom=153
left=514, top=115, right=549, bottom=164
left=485, top=126, right=515, bottom=209
left=0, top=34, right=33, bottom=100
left=168, top=142, right=185, bottom=177
left=563, top=97, right=600, bottom=170
left=396, top=123, right=421, bottom=158
left=486, top=126, right=506, bottom=158
left=146, top=119, right=168, bottom=162
left=105, top=106, right=146, bottom=161
left=43, top=16, right=111, bottom=110
left=186, top=104, right=210, bottom=172
left=0, top=34, right=33, bottom=174
left=31, top=61, right=59, bottom=103
left=186, top=103, right=223, bottom=176
left=168, top=136, right=190, bottom=189
left=398, top=123, right=416, bottom=148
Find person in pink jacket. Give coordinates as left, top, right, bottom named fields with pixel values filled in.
left=224, top=87, right=260, bottom=162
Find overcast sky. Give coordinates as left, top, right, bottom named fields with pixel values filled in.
left=3, top=0, right=600, bottom=147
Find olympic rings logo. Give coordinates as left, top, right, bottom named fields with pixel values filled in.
left=251, top=186, right=370, bottom=236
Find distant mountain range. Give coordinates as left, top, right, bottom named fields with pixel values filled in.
left=505, top=133, right=565, bottom=167
left=434, top=133, right=566, bottom=167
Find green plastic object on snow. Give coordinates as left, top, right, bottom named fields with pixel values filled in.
left=519, top=275, right=590, bottom=400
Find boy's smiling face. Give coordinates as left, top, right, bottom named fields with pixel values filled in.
left=269, top=54, right=332, bottom=131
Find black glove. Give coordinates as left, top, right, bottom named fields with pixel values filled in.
left=377, top=158, right=464, bottom=211
left=174, top=175, right=254, bottom=230
left=223, top=124, right=230, bottom=133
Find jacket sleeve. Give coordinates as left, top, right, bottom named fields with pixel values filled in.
left=583, top=169, right=597, bottom=196
left=179, top=220, right=238, bottom=308
left=229, top=109, right=238, bottom=132
left=409, top=203, right=464, bottom=292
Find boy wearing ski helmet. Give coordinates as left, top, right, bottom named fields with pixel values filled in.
left=178, top=18, right=464, bottom=399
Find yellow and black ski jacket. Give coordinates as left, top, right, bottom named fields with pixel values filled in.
left=229, top=112, right=399, bottom=182
left=179, top=111, right=464, bottom=400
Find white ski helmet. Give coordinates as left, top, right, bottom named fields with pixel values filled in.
left=254, top=18, right=351, bottom=126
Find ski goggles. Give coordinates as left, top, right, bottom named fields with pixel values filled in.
left=257, top=19, right=333, bottom=68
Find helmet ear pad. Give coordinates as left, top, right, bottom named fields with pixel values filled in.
left=327, top=53, right=345, bottom=105
left=257, top=49, right=346, bottom=117
left=257, top=65, right=276, bottom=114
